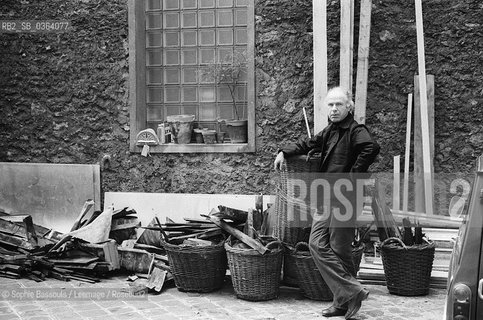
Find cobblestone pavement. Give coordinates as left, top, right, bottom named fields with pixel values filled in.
left=0, top=275, right=446, bottom=320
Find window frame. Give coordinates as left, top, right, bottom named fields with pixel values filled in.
left=128, top=0, right=255, bottom=153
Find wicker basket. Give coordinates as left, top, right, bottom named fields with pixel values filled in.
left=225, top=239, right=283, bottom=301
left=274, top=154, right=321, bottom=245
left=284, top=241, right=364, bottom=290
left=379, top=237, right=435, bottom=296
left=286, top=154, right=321, bottom=172
left=290, top=242, right=333, bottom=301
left=282, top=250, right=299, bottom=287
left=163, top=241, right=227, bottom=293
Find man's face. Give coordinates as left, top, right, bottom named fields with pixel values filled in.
left=326, top=93, right=350, bottom=123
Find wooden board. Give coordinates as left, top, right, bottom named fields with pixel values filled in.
left=358, top=267, right=448, bottom=289
left=207, top=215, right=268, bottom=254
left=354, top=0, right=372, bottom=124
left=414, top=0, right=434, bottom=215
left=339, top=0, right=354, bottom=92
left=48, top=257, right=99, bottom=265
left=414, top=75, right=435, bottom=214
left=0, top=162, right=100, bottom=233
left=104, top=192, right=275, bottom=238
left=393, top=155, right=400, bottom=211
left=403, top=93, right=413, bottom=213
left=313, top=0, right=328, bottom=132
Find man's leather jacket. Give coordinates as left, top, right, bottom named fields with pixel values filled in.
left=280, top=114, right=380, bottom=173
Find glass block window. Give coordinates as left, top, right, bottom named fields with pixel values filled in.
left=129, top=0, right=254, bottom=152
left=200, top=0, right=215, bottom=8
left=181, top=49, right=197, bottom=64
left=146, top=31, right=162, bottom=47
left=182, top=0, right=197, bottom=9
left=164, top=0, right=179, bottom=10
left=142, top=0, right=248, bottom=126
left=146, top=0, right=162, bottom=10
left=199, top=11, right=215, bottom=27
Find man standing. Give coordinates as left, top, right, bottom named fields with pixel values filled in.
left=274, top=87, right=380, bottom=319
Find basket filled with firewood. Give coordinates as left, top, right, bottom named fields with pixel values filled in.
left=163, top=238, right=227, bottom=293
left=379, top=237, right=435, bottom=296
left=377, top=217, right=435, bottom=296
left=225, top=236, right=283, bottom=301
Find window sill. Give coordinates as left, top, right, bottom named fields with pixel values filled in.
left=132, top=142, right=254, bottom=153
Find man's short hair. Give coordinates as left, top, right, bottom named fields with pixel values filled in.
left=325, top=87, right=355, bottom=113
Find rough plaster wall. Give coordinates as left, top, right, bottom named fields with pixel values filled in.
left=1, top=0, right=482, bottom=204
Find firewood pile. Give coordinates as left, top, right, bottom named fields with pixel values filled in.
left=0, top=201, right=132, bottom=283
left=371, top=187, right=426, bottom=245
left=0, top=196, right=276, bottom=294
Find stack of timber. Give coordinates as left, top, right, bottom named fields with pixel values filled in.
left=356, top=191, right=455, bottom=289
left=200, top=199, right=274, bottom=255
left=0, top=214, right=117, bottom=283
left=0, top=203, right=136, bottom=283
left=132, top=206, right=253, bottom=293
left=139, top=216, right=226, bottom=245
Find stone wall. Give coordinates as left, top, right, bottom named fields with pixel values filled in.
left=1, top=0, right=482, bottom=203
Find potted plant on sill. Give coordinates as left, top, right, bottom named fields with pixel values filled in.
left=203, top=51, right=248, bottom=143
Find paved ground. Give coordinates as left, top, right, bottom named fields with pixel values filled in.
left=0, top=274, right=446, bottom=320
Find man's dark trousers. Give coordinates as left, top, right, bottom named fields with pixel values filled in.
left=309, top=209, right=363, bottom=309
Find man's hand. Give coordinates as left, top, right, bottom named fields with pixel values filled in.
left=274, top=152, right=285, bottom=171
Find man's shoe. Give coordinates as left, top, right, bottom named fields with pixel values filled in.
left=345, top=289, right=369, bottom=319
left=322, top=306, right=347, bottom=317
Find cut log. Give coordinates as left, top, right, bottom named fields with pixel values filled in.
left=205, top=215, right=268, bottom=255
